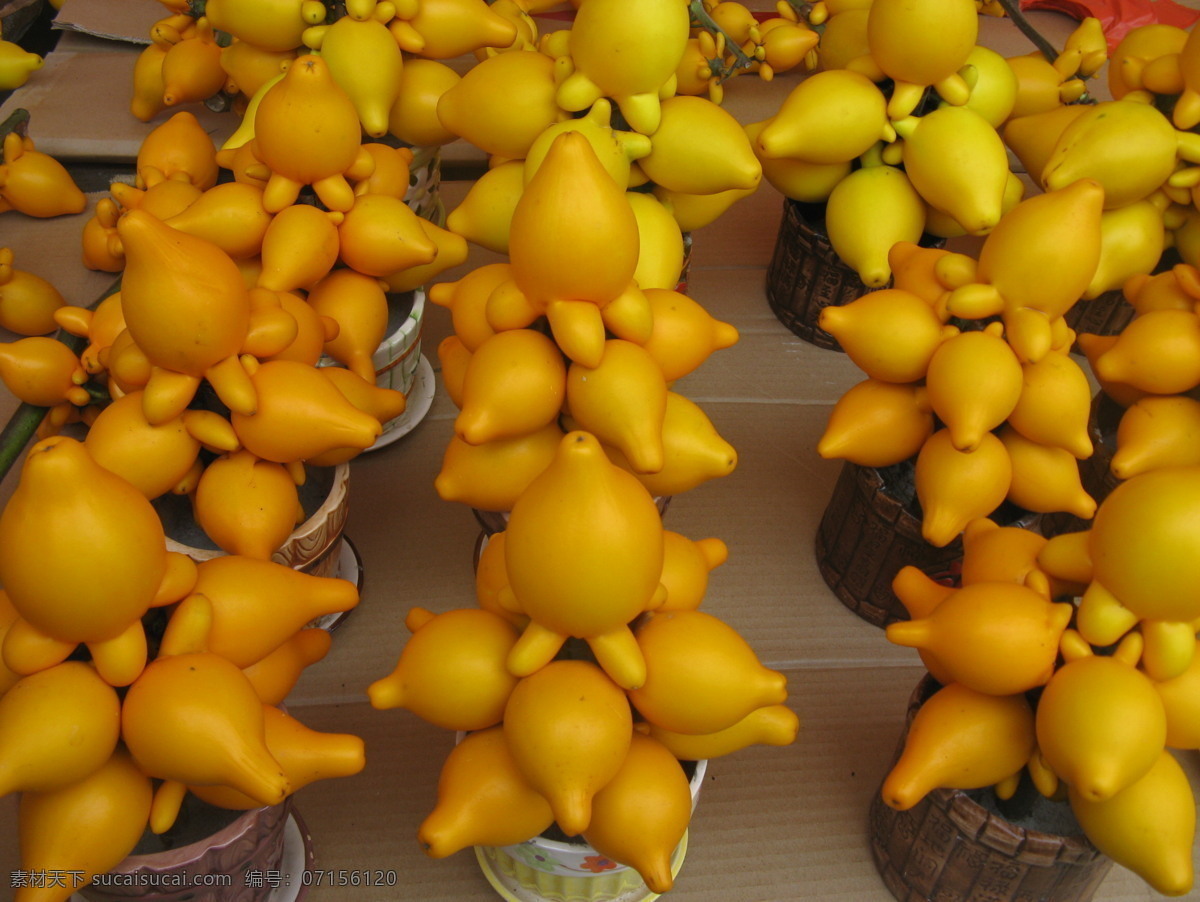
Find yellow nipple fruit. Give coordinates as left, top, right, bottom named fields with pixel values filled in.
left=640, top=288, right=739, bottom=382
left=1006, top=349, right=1095, bottom=459
left=946, top=179, right=1105, bottom=364
left=121, top=651, right=288, bottom=807
left=205, top=0, right=307, bottom=53
left=231, top=358, right=384, bottom=463
left=555, top=0, right=690, bottom=135
left=430, top=262, right=513, bottom=352
left=418, top=725, right=554, bottom=857
left=630, top=610, right=788, bottom=735
left=1042, top=100, right=1181, bottom=210
left=1037, top=640, right=1167, bottom=802
left=387, top=58, right=461, bottom=147
left=1001, top=104, right=1089, bottom=183
left=642, top=703, right=800, bottom=761
left=1070, top=749, right=1196, bottom=896
left=1085, top=200, right=1166, bottom=300
left=396, top=0, right=517, bottom=58
left=508, top=131, right=640, bottom=311
left=818, top=379, right=934, bottom=468
left=887, top=581, right=1072, bottom=695
left=819, top=288, right=955, bottom=384
left=657, top=531, right=728, bottom=613
left=435, top=49, right=562, bottom=160
left=888, top=242, right=978, bottom=308
left=1112, top=395, right=1200, bottom=478
left=367, top=607, right=520, bottom=732
left=1152, top=639, right=1200, bottom=750
left=437, top=334, right=471, bottom=409
left=503, top=659, right=633, bottom=837
left=959, top=518, right=1051, bottom=589
left=130, top=41, right=168, bottom=123
left=0, top=437, right=180, bottom=686
left=0, top=134, right=87, bottom=218
left=83, top=390, right=204, bottom=499
left=435, top=422, right=564, bottom=513
left=475, top=532, right=524, bottom=627
left=0, top=662, right=121, bottom=798
left=188, top=705, right=365, bottom=809
left=1091, top=309, right=1200, bottom=395
left=503, top=432, right=664, bottom=688
left=627, top=193, right=685, bottom=292
left=0, top=39, right=43, bottom=90
left=753, top=69, right=892, bottom=164
left=924, top=326, right=1024, bottom=453
left=251, top=54, right=371, bottom=213
left=455, top=329, right=566, bottom=446
left=135, top=110, right=219, bottom=191
left=256, top=202, right=341, bottom=294
left=15, top=752, right=149, bottom=902
left=894, top=106, right=1011, bottom=236
left=524, top=99, right=652, bottom=191
left=598, top=390, right=738, bottom=497
left=317, top=14, right=403, bottom=138
left=444, top=160, right=525, bottom=255
left=0, top=337, right=89, bottom=408
left=241, top=627, right=331, bottom=706
left=826, top=162, right=928, bottom=289
left=582, top=732, right=693, bottom=895
left=263, top=291, right=338, bottom=367
left=336, top=193, right=438, bottom=278
left=159, top=22, right=225, bottom=109
left=565, top=340, right=668, bottom=475
left=163, top=181, right=273, bottom=260
left=116, top=209, right=255, bottom=421
left=193, top=449, right=302, bottom=560
left=999, top=425, right=1097, bottom=519
left=915, top=428, right=1013, bottom=547
left=218, top=38, right=294, bottom=99
left=0, top=249, right=65, bottom=336
left=305, top=268, right=388, bottom=382
left=881, top=682, right=1035, bottom=811
left=859, top=0, right=977, bottom=117
left=636, top=95, right=762, bottom=197
left=177, top=555, right=358, bottom=668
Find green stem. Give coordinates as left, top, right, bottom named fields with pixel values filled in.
left=0, top=108, right=31, bottom=140
left=688, top=0, right=755, bottom=77
left=993, top=0, right=1060, bottom=63
left=0, top=275, right=122, bottom=486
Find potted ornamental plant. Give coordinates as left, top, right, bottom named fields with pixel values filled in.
left=365, top=3, right=800, bottom=899
left=871, top=459, right=1200, bottom=899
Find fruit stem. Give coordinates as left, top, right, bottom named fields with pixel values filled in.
left=992, top=0, right=1060, bottom=63
left=688, top=0, right=755, bottom=78
left=0, top=108, right=31, bottom=140
left=0, top=275, right=122, bottom=486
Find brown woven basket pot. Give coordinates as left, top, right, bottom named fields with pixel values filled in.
left=868, top=676, right=1113, bottom=902
left=765, top=199, right=946, bottom=351
left=1038, top=392, right=1122, bottom=539
left=815, top=461, right=1040, bottom=628
left=1064, top=289, right=1135, bottom=348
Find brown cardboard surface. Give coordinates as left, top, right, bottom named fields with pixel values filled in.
left=52, top=0, right=158, bottom=44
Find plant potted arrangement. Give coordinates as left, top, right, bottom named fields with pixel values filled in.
left=754, top=0, right=1117, bottom=349
left=365, top=3, right=799, bottom=899
left=870, top=458, right=1200, bottom=899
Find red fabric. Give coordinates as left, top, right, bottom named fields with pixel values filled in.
left=1019, top=0, right=1200, bottom=51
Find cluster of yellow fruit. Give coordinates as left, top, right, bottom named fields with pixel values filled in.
left=130, top=0, right=527, bottom=125
left=435, top=0, right=764, bottom=258
left=881, top=463, right=1200, bottom=895
left=0, top=431, right=365, bottom=902
left=746, top=0, right=1121, bottom=290
left=816, top=178, right=1107, bottom=547
left=674, top=1, right=821, bottom=102
left=371, top=428, right=797, bottom=893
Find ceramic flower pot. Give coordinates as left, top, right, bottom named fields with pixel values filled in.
left=155, top=461, right=351, bottom=581
left=474, top=759, right=707, bottom=902
left=78, top=796, right=313, bottom=902
left=868, top=675, right=1113, bottom=902
left=815, top=459, right=1040, bottom=628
